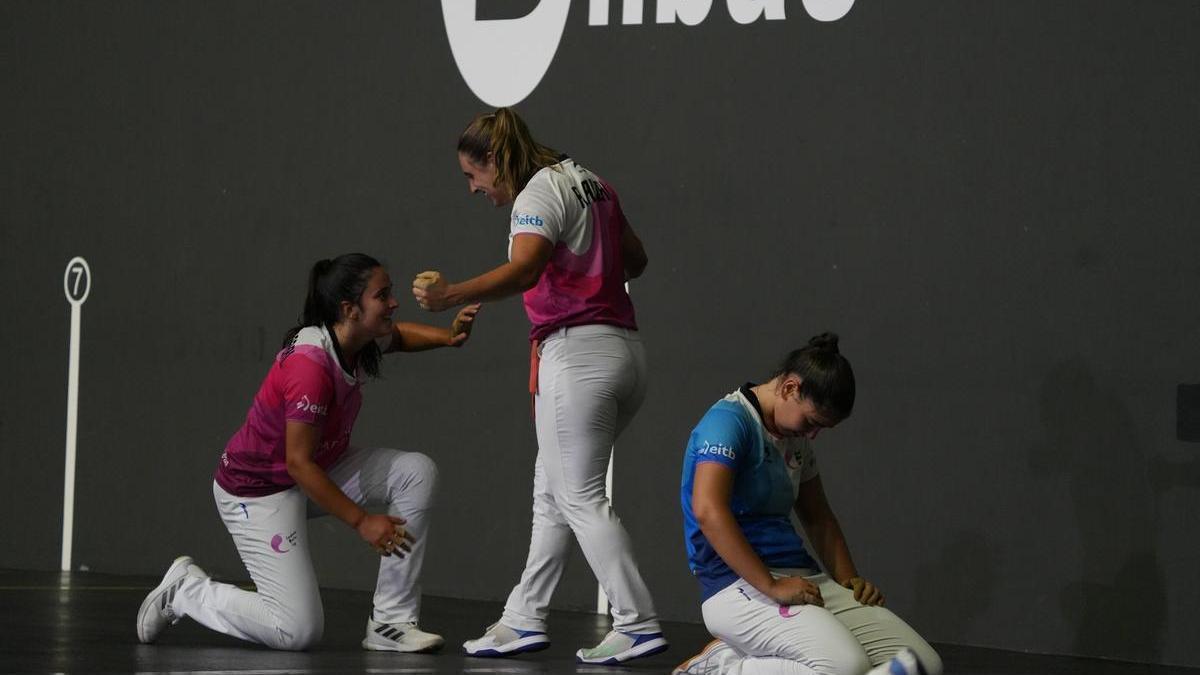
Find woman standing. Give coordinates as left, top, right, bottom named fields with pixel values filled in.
left=673, top=334, right=942, bottom=675
left=136, top=253, right=479, bottom=652
left=412, top=108, right=666, bottom=665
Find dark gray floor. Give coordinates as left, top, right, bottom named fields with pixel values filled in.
left=1, top=569, right=1195, bottom=674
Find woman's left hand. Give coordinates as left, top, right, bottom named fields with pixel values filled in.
left=841, top=576, right=885, bottom=606
left=413, top=270, right=450, bottom=311
left=449, top=304, right=481, bottom=346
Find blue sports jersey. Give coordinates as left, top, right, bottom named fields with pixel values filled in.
left=680, top=385, right=820, bottom=600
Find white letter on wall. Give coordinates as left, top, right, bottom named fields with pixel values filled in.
left=726, top=0, right=785, bottom=24
left=590, top=0, right=609, bottom=25
left=657, top=0, right=713, bottom=26
left=802, top=0, right=855, bottom=22
left=623, top=0, right=644, bottom=25
left=441, top=0, right=571, bottom=107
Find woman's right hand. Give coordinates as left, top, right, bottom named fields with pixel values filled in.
left=768, top=576, right=824, bottom=607
left=412, top=271, right=450, bottom=311
left=355, top=513, right=413, bottom=557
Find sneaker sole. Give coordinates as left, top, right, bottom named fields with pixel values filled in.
left=135, top=556, right=193, bottom=644
left=671, top=639, right=725, bottom=674
left=464, top=634, right=551, bottom=657
left=577, top=636, right=669, bottom=665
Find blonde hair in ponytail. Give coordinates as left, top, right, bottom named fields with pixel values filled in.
left=457, top=107, right=560, bottom=199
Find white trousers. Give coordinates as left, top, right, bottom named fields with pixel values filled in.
left=501, top=324, right=661, bottom=634
left=702, top=571, right=943, bottom=675
left=171, top=446, right=438, bottom=650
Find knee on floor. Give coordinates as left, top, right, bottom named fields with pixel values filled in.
left=807, top=644, right=872, bottom=675
left=911, top=644, right=944, bottom=675
left=269, top=616, right=324, bottom=651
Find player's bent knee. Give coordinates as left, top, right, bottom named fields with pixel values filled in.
left=271, top=617, right=324, bottom=651
left=808, top=644, right=871, bottom=675
left=395, top=451, right=438, bottom=485
left=557, top=499, right=615, bottom=531
left=912, top=644, right=943, bottom=675
left=554, top=484, right=609, bottom=511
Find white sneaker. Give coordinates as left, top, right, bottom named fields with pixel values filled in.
left=136, top=555, right=206, bottom=643
left=576, top=629, right=669, bottom=665
left=463, top=621, right=550, bottom=657
left=867, top=647, right=929, bottom=675
left=362, top=618, right=445, bottom=652
left=672, top=639, right=738, bottom=674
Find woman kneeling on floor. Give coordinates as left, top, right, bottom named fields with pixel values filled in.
left=136, top=253, right=478, bottom=652
left=674, top=334, right=943, bottom=675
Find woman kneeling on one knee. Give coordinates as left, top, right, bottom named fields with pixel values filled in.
left=136, top=253, right=479, bottom=652
left=674, top=334, right=943, bottom=675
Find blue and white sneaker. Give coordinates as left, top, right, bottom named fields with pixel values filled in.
left=868, top=647, right=930, bottom=675
left=463, top=621, right=550, bottom=657
left=576, top=629, right=669, bottom=665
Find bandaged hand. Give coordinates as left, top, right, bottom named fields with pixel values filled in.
left=412, top=270, right=449, bottom=311
left=769, top=576, right=824, bottom=607
left=449, top=304, right=481, bottom=346
left=356, top=514, right=413, bottom=558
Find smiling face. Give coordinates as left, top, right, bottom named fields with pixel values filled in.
left=341, top=267, right=398, bottom=339
left=773, top=377, right=840, bottom=440
left=458, top=151, right=511, bottom=206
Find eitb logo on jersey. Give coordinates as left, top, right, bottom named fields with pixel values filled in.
left=442, top=0, right=857, bottom=106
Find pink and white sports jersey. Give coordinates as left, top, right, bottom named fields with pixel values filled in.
left=508, top=158, right=638, bottom=341
left=214, top=325, right=367, bottom=497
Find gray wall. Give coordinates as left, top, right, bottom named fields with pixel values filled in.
left=3, top=0, right=1199, bottom=666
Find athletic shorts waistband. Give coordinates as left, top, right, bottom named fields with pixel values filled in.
left=540, top=323, right=640, bottom=342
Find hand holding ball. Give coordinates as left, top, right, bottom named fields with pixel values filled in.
left=412, top=271, right=448, bottom=311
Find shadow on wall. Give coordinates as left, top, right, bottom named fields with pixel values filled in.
left=1031, top=360, right=1165, bottom=662
left=914, top=530, right=998, bottom=639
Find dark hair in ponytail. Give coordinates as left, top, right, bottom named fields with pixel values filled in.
left=282, top=253, right=383, bottom=378
left=774, top=332, right=855, bottom=420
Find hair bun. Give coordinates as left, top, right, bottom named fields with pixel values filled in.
left=808, top=332, right=840, bottom=353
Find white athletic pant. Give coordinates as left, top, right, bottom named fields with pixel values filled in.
left=500, top=324, right=661, bottom=634
left=702, top=571, right=943, bottom=675
left=170, top=446, right=437, bottom=650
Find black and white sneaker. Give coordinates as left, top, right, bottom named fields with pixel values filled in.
left=136, top=555, right=206, bottom=643
left=363, top=617, right=445, bottom=653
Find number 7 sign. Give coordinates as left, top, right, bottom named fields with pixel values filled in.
left=61, top=256, right=90, bottom=570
